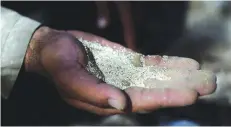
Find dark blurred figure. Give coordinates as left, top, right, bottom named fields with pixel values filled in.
left=95, top=1, right=137, bottom=51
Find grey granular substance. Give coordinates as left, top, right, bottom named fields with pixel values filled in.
left=80, top=39, right=171, bottom=90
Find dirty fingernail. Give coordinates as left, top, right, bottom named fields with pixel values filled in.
left=108, top=99, right=124, bottom=110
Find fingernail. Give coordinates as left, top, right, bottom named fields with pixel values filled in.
left=108, top=99, right=124, bottom=110
left=195, top=71, right=217, bottom=94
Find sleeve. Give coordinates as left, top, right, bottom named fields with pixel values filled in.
left=1, top=7, right=41, bottom=99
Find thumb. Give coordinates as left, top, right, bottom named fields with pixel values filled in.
left=52, top=65, right=127, bottom=110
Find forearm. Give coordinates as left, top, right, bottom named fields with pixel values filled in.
left=1, top=7, right=41, bottom=99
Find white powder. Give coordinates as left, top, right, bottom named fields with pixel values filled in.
left=80, top=39, right=171, bottom=90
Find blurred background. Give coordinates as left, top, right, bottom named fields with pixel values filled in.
left=1, top=1, right=231, bottom=126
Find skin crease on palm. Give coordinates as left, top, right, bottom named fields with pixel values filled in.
left=25, top=26, right=217, bottom=116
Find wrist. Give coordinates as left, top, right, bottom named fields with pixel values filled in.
left=24, top=26, right=55, bottom=73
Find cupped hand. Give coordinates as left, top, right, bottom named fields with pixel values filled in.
left=25, top=26, right=216, bottom=115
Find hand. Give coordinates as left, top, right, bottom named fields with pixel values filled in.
left=25, top=26, right=216, bottom=115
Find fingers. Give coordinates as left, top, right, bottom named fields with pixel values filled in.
left=144, top=55, right=200, bottom=70
left=64, top=98, right=123, bottom=116
left=53, top=66, right=127, bottom=111
left=125, top=87, right=198, bottom=112
left=143, top=68, right=216, bottom=95
left=125, top=68, right=216, bottom=113
left=140, top=55, right=216, bottom=96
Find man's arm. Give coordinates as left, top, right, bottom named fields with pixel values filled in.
left=1, top=7, right=41, bottom=99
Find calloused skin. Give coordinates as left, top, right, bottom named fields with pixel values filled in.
left=25, top=26, right=217, bottom=115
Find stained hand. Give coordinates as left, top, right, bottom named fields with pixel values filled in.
left=25, top=27, right=216, bottom=115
